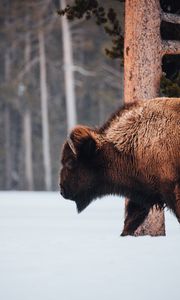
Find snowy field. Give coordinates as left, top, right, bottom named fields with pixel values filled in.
left=0, top=192, right=180, bottom=300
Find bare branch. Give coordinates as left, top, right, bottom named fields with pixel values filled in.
left=162, top=40, right=180, bottom=55
left=17, top=56, right=39, bottom=81
left=161, top=11, right=180, bottom=25
left=102, top=63, right=121, bottom=78
left=73, top=65, right=96, bottom=76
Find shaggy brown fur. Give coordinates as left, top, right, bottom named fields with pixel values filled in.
left=60, top=97, right=180, bottom=235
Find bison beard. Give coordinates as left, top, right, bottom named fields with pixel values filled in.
left=60, top=97, right=180, bottom=235
left=75, top=198, right=92, bottom=213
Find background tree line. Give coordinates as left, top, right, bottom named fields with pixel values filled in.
left=0, top=0, right=123, bottom=191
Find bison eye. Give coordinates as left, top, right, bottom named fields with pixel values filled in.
left=65, top=159, right=75, bottom=170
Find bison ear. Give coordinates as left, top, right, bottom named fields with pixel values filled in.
left=70, top=126, right=98, bottom=159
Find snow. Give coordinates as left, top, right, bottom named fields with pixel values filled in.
left=0, top=192, right=179, bottom=300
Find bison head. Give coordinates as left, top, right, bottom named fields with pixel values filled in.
left=60, top=126, right=105, bottom=213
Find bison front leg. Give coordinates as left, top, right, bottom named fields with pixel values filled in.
left=174, top=182, right=180, bottom=223
left=121, top=201, right=150, bottom=236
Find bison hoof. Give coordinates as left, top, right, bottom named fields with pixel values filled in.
left=120, top=231, right=128, bottom=236
left=120, top=230, right=134, bottom=237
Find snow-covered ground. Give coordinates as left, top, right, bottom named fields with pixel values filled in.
left=0, top=192, right=179, bottom=300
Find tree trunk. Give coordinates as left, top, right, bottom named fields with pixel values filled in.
left=4, top=50, right=12, bottom=190
left=60, top=0, right=77, bottom=132
left=38, top=28, right=52, bottom=191
left=23, top=110, right=33, bottom=190
left=4, top=105, right=11, bottom=190
left=124, top=0, right=165, bottom=236
left=24, top=30, right=34, bottom=190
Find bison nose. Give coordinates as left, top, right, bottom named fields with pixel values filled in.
left=60, top=185, right=71, bottom=200
left=60, top=184, right=75, bottom=200
left=60, top=184, right=66, bottom=198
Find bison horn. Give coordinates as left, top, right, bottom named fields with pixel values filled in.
left=67, top=138, right=76, bottom=156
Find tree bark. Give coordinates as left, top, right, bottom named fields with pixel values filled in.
left=124, top=0, right=166, bottom=236
left=38, top=28, right=52, bottom=191
left=124, top=0, right=163, bottom=101
left=60, top=0, right=77, bottom=132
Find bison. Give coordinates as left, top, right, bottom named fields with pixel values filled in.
left=60, top=97, right=180, bottom=235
